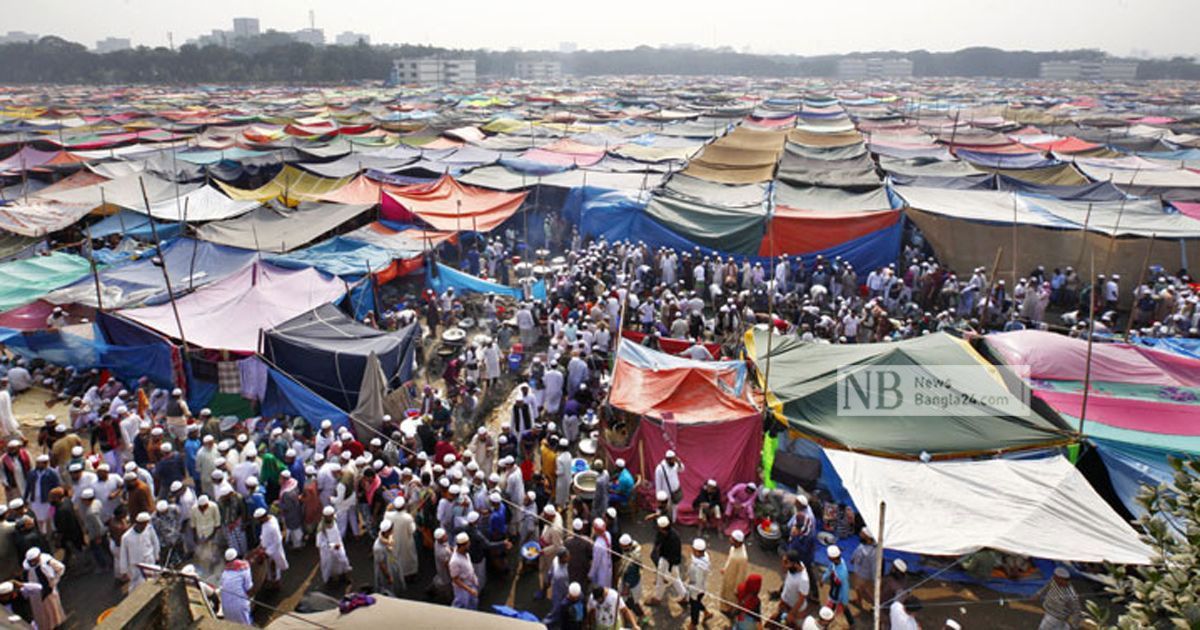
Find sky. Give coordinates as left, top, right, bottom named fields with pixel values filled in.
left=5, top=0, right=1198, bottom=58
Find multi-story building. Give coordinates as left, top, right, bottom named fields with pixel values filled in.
left=0, top=31, right=38, bottom=45
left=1039, top=60, right=1140, bottom=80
left=515, top=60, right=563, bottom=80
left=95, top=37, right=132, bottom=53
left=292, top=28, right=325, bottom=46
left=335, top=31, right=371, bottom=46
left=836, top=57, right=913, bottom=79
left=232, top=18, right=260, bottom=38
left=391, top=58, right=477, bottom=86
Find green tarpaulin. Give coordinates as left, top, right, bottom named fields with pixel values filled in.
left=0, top=252, right=96, bottom=312
left=643, top=194, right=767, bottom=256
left=747, top=330, right=1072, bottom=457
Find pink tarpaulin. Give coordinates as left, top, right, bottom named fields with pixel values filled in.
left=1174, top=202, right=1200, bottom=221
left=117, top=262, right=345, bottom=352
left=1034, top=390, right=1200, bottom=436
left=604, top=415, right=762, bottom=525
left=985, top=330, right=1200, bottom=388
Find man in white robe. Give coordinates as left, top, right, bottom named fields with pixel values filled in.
left=0, top=380, right=17, bottom=437
left=386, top=497, right=419, bottom=587
left=256, top=508, right=288, bottom=583
left=219, top=548, right=254, bottom=625
left=118, top=512, right=161, bottom=592
left=542, top=367, right=564, bottom=416
left=316, top=506, right=351, bottom=583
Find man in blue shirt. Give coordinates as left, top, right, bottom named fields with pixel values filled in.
left=609, top=459, right=635, bottom=507
left=825, top=544, right=853, bottom=627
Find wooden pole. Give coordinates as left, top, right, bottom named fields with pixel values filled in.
left=140, top=177, right=190, bottom=355
left=872, top=501, right=887, bottom=630
left=1078, top=251, right=1097, bottom=437
left=978, top=247, right=1004, bottom=330
left=83, top=217, right=104, bottom=311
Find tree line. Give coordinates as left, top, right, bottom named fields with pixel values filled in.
left=0, top=36, right=1196, bottom=84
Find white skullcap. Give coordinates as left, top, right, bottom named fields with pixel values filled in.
left=434, top=528, right=447, bottom=540
left=732, top=530, right=745, bottom=543
left=455, top=532, right=470, bottom=545
left=945, top=621, right=962, bottom=630
left=490, top=492, right=502, bottom=503
left=568, top=582, right=582, bottom=597
left=619, top=534, right=632, bottom=546
left=819, top=607, right=835, bottom=621
left=656, top=490, right=667, bottom=502
left=136, top=512, right=151, bottom=523
left=323, top=506, right=335, bottom=517
left=81, top=488, right=95, bottom=499
left=24, top=548, right=40, bottom=562
left=124, top=472, right=137, bottom=481
left=572, top=518, right=583, bottom=531
left=656, top=515, right=670, bottom=528
left=254, top=508, right=267, bottom=519
left=160, top=442, right=172, bottom=452
left=827, top=545, right=841, bottom=559
left=467, top=511, right=480, bottom=524
left=0, top=581, right=13, bottom=595
left=35, top=454, right=48, bottom=463
left=71, top=446, right=83, bottom=457
left=797, top=494, right=809, bottom=507
left=285, top=449, right=296, bottom=458
left=156, top=500, right=168, bottom=512
left=246, top=476, right=258, bottom=487
left=894, top=559, right=908, bottom=573
left=543, top=504, right=556, bottom=515
left=692, top=538, right=706, bottom=551
left=321, top=420, right=332, bottom=429
left=380, top=519, right=393, bottom=532
left=665, top=450, right=676, bottom=458
left=198, top=495, right=210, bottom=506
left=225, top=548, right=238, bottom=562
left=392, top=497, right=406, bottom=510
left=614, top=458, right=625, bottom=468
left=68, top=463, right=82, bottom=472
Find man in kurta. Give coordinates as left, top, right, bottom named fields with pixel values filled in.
left=118, top=511, right=160, bottom=592
left=256, top=508, right=288, bottom=585
left=589, top=518, right=613, bottom=589
left=554, top=439, right=573, bottom=509
left=316, top=506, right=351, bottom=584
left=22, top=547, right=65, bottom=630
left=219, top=548, right=254, bottom=625
left=386, top=497, right=418, bottom=587
left=374, top=519, right=398, bottom=595
left=720, top=530, right=750, bottom=616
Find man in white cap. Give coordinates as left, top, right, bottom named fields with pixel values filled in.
left=647, top=515, right=686, bottom=606
left=554, top=438, right=573, bottom=509
left=219, top=548, right=253, bottom=625
left=0, top=438, right=31, bottom=502
left=118, top=512, right=160, bottom=591
left=654, top=450, right=684, bottom=520
left=684, top=538, right=712, bottom=629
left=432, top=528, right=452, bottom=599
left=890, top=595, right=924, bottom=630
left=0, top=378, right=17, bottom=438
left=257, top=507, right=288, bottom=585
left=449, top=531, right=479, bottom=609
left=719, top=529, right=749, bottom=617
left=801, top=605, right=836, bottom=629
left=1035, top=566, right=1081, bottom=629
left=374, top=519, right=398, bottom=595
left=192, top=494, right=220, bottom=557
left=538, top=504, right=565, bottom=597
left=165, top=388, right=191, bottom=442
left=21, top=547, right=65, bottom=629
left=79, top=488, right=109, bottom=571
left=25, top=454, right=60, bottom=536
left=316, top=505, right=351, bottom=584
left=824, top=544, right=853, bottom=626
left=589, top=518, right=613, bottom=589
left=386, top=496, right=418, bottom=586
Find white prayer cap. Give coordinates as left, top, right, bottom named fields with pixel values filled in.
left=5, top=440, right=19, bottom=448
left=81, top=488, right=95, bottom=499
left=246, top=476, right=258, bottom=487
left=455, top=532, right=470, bottom=545
left=150, top=427, right=163, bottom=436
left=894, top=559, right=908, bottom=573
left=945, top=621, right=962, bottom=630
left=732, top=530, right=745, bottom=543
left=321, top=420, right=332, bottom=430
left=160, top=442, right=172, bottom=453
left=124, top=472, right=138, bottom=481
left=71, top=446, right=83, bottom=457
left=380, top=519, right=393, bottom=532
left=797, top=494, right=809, bottom=507
left=619, top=534, right=632, bottom=546
left=0, top=581, right=13, bottom=595
left=171, top=388, right=183, bottom=396
left=392, top=497, right=406, bottom=510
left=198, top=496, right=210, bottom=506
left=827, top=545, right=841, bottom=559
left=819, top=607, right=835, bottom=621
left=656, top=515, right=670, bottom=528
left=55, top=424, right=66, bottom=434
left=490, top=492, right=502, bottom=503
left=225, top=548, right=238, bottom=562
left=202, top=435, right=214, bottom=444
left=467, top=511, right=480, bottom=524
left=434, top=528, right=447, bottom=540
left=254, top=508, right=267, bottom=519
left=571, top=518, right=583, bottom=531
left=136, top=512, right=151, bottom=523
left=156, top=500, right=168, bottom=512
left=664, top=450, right=676, bottom=458
left=692, top=538, right=706, bottom=552
left=655, top=490, right=667, bottom=502
left=35, top=454, right=49, bottom=463
left=543, top=504, right=556, bottom=515
left=68, top=463, right=82, bottom=473
left=170, top=481, right=183, bottom=493
left=285, top=448, right=296, bottom=458
left=323, top=506, right=335, bottom=517
left=614, top=458, right=625, bottom=468
left=24, top=548, right=40, bottom=562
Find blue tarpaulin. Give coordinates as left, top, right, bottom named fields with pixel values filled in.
left=261, top=367, right=350, bottom=430
left=427, top=262, right=547, bottom=301
left=0, top=325, right=174, bottom=387
left=89, top=209, right=184, bottom=241
left=1135, top=337, right=1200, bottom=361
left=1091, top=438, right=1184, bottom=532
left=267, top=236, right=398, bottom=277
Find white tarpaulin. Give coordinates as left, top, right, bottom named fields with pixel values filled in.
left=824, top=450, right=1153, bottom=564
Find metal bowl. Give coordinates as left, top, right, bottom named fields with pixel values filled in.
left=572, top=470, right=598, bottom=499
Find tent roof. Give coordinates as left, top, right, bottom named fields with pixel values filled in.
left=382, top=175, right=526, bottom=232
left=826, top=449, right=1152, bottom=564
left=0, top=252, right=94, bottom=312
left=195, top=201, right=373, bottom=253
left=265, top=594, right=544, bottom=630
left=984, top=330, right=1200, bottom=388
left=749, top=330, right=1072, bottom=456
left=266, top=303, right=414, bottom=358
left=609, top=341, right=758, bottom=424
left=117, top=262, right=345, bottom=352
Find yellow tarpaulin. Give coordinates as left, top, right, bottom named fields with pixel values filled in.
left=215, top=165, right=355, bottom=205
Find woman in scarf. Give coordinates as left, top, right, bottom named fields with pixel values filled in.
left=733, top=573, right=764, bottom=630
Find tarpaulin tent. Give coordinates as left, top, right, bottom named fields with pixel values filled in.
left=37, top=173, right=197, bottom=209
left=117, top=262, right=346, bottom=353
left=88, top=208, right=184, bottom=241
left=680, top=126, right=786, bottom=184
left=261, top=367, right=350, bottom=431
left=126, top=185, right=260, bottom=222
left=427, top=262, right=547, bottom=301
left=342, top=222, right=456, bottom=257
left=215, top=165, right=356, bottom=204
left=0, top=252, right=95, bottom=312
left=0, top=200, right=94, bottom=237
left=605, top=340, right=762, bottom=525
left=643, top=194, right=767, bottom=257
left=267, top=236, right=411, bottom=281
left=195, top=201, right=373, bottom=253
left=262, top=303, right=417, bottom=410
left=45, top=238, right=256, bottom=309
left=381, top=175, right=527, bottom=232
left=825, top=449, right=1152, bottom=564
left=265, top=593, right=544, bottom=630
left=748, top=329, right=1072, bottom=457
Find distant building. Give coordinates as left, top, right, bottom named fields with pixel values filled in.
left=292, top=28, right=325, bottom=46
left=232, top=18, right=260, bottom=38
left=190, top=29, right=231, bottom=47
left=95, top=37, right=132, bottom=53
left=559, top=41, right=577, bottom=53
left=1039, top=60, right=1139, bottom=81
left=0, top=31, right=38, bottom=44
left=391, top=58, right=476, bottom=86
left=335, top=31, right=370, bottom=46
left=515, top=60, right=563, bottom=80
left=836, top=57, right=913, bottom=79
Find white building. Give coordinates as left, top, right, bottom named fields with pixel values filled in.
left=515, top=60, right=563, bottom=80
left=0, top=31, right=38, bottom=44
left=391, top=58, right=476, bottom=86
left=232, top=18, right=260, bottom=38
left=292, top=28, right=325, bottom=46
left=1039, top=60, right=1139, bottom=81
left=335, top=31, right=371, bottom=46
left=836, top=57, right=913, bottom=79
left=95, top=37, right=132, bottom=53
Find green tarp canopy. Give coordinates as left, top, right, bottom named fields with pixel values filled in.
left=643, top=194, right=767, bottom=256
left=0, top=251, right=96, bottom=312
left=747, top=329, right=1072, bottom=457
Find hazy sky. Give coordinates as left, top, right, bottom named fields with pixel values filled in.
left=7, top=0, right=1197, bottom=57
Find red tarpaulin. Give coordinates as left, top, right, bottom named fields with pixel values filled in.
left=620, top=330, right=721, bottom=358
left=609, top=360, right=759, bottom=425
left=381, top=175, right=527, bottom=232
left=759, top=208, right=899, bottom=257
left=604, top=415, right=762, bottom=525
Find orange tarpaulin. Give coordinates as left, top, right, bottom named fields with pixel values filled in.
left=759, top=207, right=900, bottom=257
left=381, top=175, right=526, bottom=232
left=609, top=343, right=757, bottom=424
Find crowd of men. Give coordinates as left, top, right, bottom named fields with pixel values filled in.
left=0, top=225, right=1135, bottom=629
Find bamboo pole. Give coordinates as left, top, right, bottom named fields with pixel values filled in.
left=140, top=177, right=190, bottom=354
left=1078, top=251, right=1097, bottom=438
left=1123, top=234, right=1156, bottom=340
left=872, top=502, right=887, bottom=630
